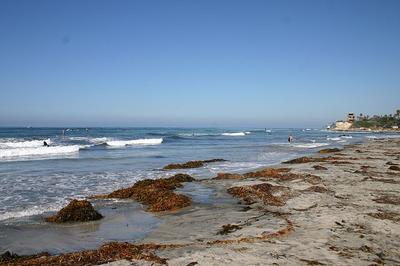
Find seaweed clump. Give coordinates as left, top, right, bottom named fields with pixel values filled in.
left=103, top=174, right=194, bottom=212
left=163, top=159, right=226, bottom=169
left=313, top=165, right=328, bottom=170
left=0, top=251, right=50, bottom=264
left=214, top=173, right=244, bottom=180
left=283, top=156, right=330, bottom=164
left=227, top=183, right=290, bottom=206
left=1, top=242, right=167, bottom=266
left=373, top=195, right=400, bottom=205
left=318, top=148, right=342, bottom=154
left=46, top=200, right=103, bottom=223
left=217, top=224, right=242, bottom=235
left=243, top=168, right=291, bottom=178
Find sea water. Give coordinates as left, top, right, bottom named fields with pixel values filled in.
left=0, top=127, right=396, bottom=254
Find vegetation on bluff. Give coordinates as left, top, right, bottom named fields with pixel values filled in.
left=352, top=109, right=400, bottom=129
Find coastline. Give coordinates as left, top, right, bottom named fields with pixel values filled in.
left=2, top=138, right=400, bottom=265
left=328, top=128, right=400, bottom=133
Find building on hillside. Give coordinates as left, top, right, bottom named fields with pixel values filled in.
left=347, top=113, right=355, bottom=122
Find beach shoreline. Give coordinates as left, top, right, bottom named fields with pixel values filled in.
left=2, top=138, right=400, bottom=265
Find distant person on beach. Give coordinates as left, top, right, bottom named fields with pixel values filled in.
left=288, top=135, right=293, bottom=143
left=43, top=141, right=49, bottom=147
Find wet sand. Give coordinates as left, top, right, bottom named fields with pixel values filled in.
left=2, top=138, right=400, bottom=265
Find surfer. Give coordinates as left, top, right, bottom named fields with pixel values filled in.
left=288, top=135, right=293, bottom=143
left=43, top=141, right=49, bottom=147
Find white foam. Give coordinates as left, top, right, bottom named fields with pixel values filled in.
left=106, top=138, right=163, bottom=147
left=0, top=145, right=81, bottom=158
left=90, top=137, right=109, bottom=144
left=222, top=132, right=246, bottom=136
left=244, top=131, right=251, bottom=134
left=327, top=137, right=341, bottom=141
left=292, top=143, right=330, bottom=148
left=0, top=204, right=63, bottom=221
left=0, top=139, right=51, bottom=149
left=340, top=135, right=353, bottom=139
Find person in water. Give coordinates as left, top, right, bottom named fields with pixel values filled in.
left=288, top=135, right=293, bottom=143
left=43, top=141, right=49, bottom=147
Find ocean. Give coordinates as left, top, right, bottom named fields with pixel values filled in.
left=0, top=127, right=396, bottom=254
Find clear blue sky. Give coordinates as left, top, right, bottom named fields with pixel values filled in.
left=0, top=0, right=399, bottom=127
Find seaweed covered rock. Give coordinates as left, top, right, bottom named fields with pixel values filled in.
left=46, top=200, right=103, bottom=223
left=163, top=159, right=226, bottom=170
left=104, top=174, right=194, bottom=212
left=318, top=148, right=342, bottom=154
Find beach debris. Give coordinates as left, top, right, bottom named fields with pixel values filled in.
left=373, top=195, right=400, bottom=205
left=214, top=172, right=244, bottom=180
left=227, top=183, right=290, bottom=206
left=163, top=159, right=226, bottom=169
left=217, top=224, right=242, bottom=235
left=283, top=156, right=330, bottom=164
left=388, top=165, right=400, bottom=171
left=318, top=148, right=342, bottom=154
left=368, top=210, right=400, bottom=223
left=302, top=186, right=330, bottom=193
left=100, top=174, right=194, bottom=212
left=0, top=251, right=50, bottom=264
left=312, top=165, right=328, bottom=170
left=1, top=242, right=168, bottom=266
left=299, top=258, right=325, bottom=265
left=243, top=168, right=291, bottom=178
left=46, top=199, right=103, bottom=223
left=214, top=168, right=321, bottom=185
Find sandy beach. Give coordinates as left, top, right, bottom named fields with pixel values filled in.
left=2, top=138, right=400, bottom=266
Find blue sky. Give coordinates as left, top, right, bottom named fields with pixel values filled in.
left=0, top=0, right=399, bottom=127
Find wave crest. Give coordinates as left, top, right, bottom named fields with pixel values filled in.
left=106, top=138, right=163, bottom=147
left=0, top=145, right=82, bottom=158
left=0, top=139, right=51, bottom=149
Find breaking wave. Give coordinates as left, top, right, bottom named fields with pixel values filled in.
left=106, top=138, right=163, bottom=147
left=222, top=132, right=247, bottom=136
left=0, top=145, right=82, bottom=159
left=0, top=139, right=51, bottom=149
